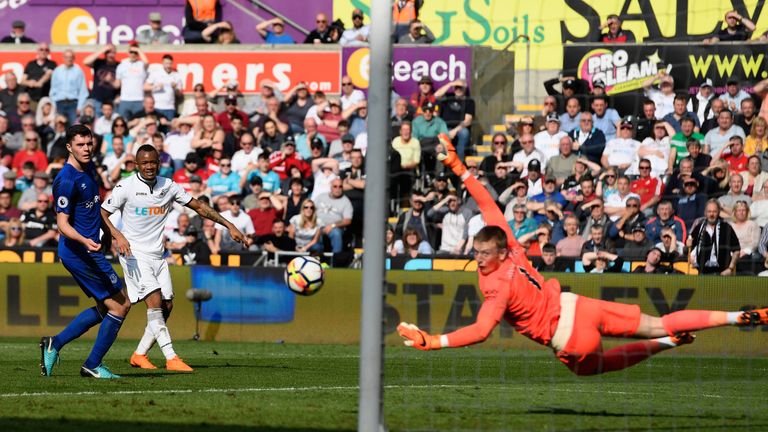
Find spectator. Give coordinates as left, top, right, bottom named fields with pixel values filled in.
left=555, top=214, right=586, bottom=257
left=409, top=76, right=437, bottom=117
left=713, top=135, right=748, bottom=174
left=654, top=226, right=686, bottom=264
left=287, top=198, right=322, bottom=253
left=743, top=155, right=768, bottom=196
left=639, top=100, right=663, bottom=140
left=392, top=227, right=433, bottom=257
left=558, top=97, right=582, bottom=133
left=305, top=13, right=334, bottom=44
left=528, top=178, right=566, bottom=224
left=257, top=219, right=296, bottom=254
left=344, top=101, right=368, bottom=138
left=512, top=133, right=546, bottom=177
left=622, top=223, right=654, bottom=259
left=92, top=101, right=114, bottom=136
left=522, top=159, right=545, bottom=197
left=339, top=76, right=366, bottom=110
left=499, top=181, right=530, bottom=220
left=127, top=96, right=168, bottom=132
left=544, top=77, right=588, bottom=115
left=687, top=79, right=716, bottom=126
left=257, top=119, right=285, bottom=152
left=269, top=137, right=310, bottom=180
left=391, top=121, right=421, bottom=195
left=700, top=98, right=725, bottom=135
left=729, top=200, right=760, bottom=261
left=534, top=113, right=568, bottom=164
left=309, top=157, right=339, bottom=200
left=397, top=19, right=434, bottom=44
left=215, top=96, right=248, bottom=134
left=82, top=45, right=119, bottom=117
left=582, top=250, right=624, bottom=273
left=689, top=199, right=741, bottom=275
left=254, top=96, right=290, bottom=138
left=674, top=177, right=707, bottom=230
left=601, top=117, right=640, bottom=171
left=246, top=80, right=283, bottom=119
left=596, top=14, right=635, bottom=43
left=137, top=12, right=170, bottom=44
left=0, top=189, right=21, bottom=224
left=569, top=111, right=606, bottom=165
left=115, top=44, right=148, bottom=120
left=391, top=98, right=413, bottom=138
left=145, top=54, right=183, bottom=121
left=17, top=171, right=51, bottom=211
left=165, top=120, right=195, bottom=170
left=580, top=198, right=615, bottom=239
left=704, top=10, right=755, bottom=43
left=20, top=192, right=56, bottom=247
left=545, top=136, right=579, bottom=184
left=296, top=117, right=327, bottom=160
left=642, top=71, right=675, bottom=119
left=534, top=243, right=570, bottom=272
left=662, top=95, right=700, bottom=133
left=205, top=157, right=240, bottom=198
left=581, top=223, right=614, bottom=254
left=395, top=191, right=433, bottom=244
left=392, top=0, right=423, bottom=40
left=428, top=193, right=468, bottom=255
left=720, top=79, right=752, bottom=113
left=435, top=79, right=475, bottom=159
left=14, top=162, right=34, bottom=192
left=191, top=113, right=225, bottom=160
left=201, top=20, right=239, bottom=44
left=669, top=117, right=704, bottom=172
left=3, top=217, right=24, bottom=246
left=316, top=98, right=344, bottom=143
left=12, top=131, right=47, bottom=173
left=590, top=95, right=620, bottom=140
left=230, top=133, right=261, bottom=177
left=605, top=176, right=640, bottom=222
left=629, top=158, right=663, bottom=216
left=509, top=203, right=538, bottom=239
left=173, top=152, right=207, bottom=192
left=165, top=213, right=192, bottom=250
left=216, top=196, right=255, bottom=251
left=718, top=173, right=751, bottom=218
left=412, top=101, right=448, bottom=144
left=256, top=17, right=295, bottom=44
left=315, top=178, right=353, bottom=253
left=645, top=200, right=686, bottom=243
left=0, top=72, right=20, bottom=116
left=735, top=98, right=757, bottom=134
left=1, top=20, right=34, bottom=44
left=628, top=120, right=670, bottom=178
left=178, top=225, right=212, bottom=265
left=49, top=50, right=88, bottom=126
left=632, top=248, right=677, bottom=274
left=684, top=139, right=713, bottom=174
left=182, top=0, right=222, bottom=43
left=340, top=9, right=370, bottom=46
left=21, top=43, right=55, bottom=104
left=745, top=117, right=768, bottom=157
left=281, top=82, right=314, bottom=133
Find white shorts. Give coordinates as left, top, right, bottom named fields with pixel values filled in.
left=119, top=254, right=174, bottom=304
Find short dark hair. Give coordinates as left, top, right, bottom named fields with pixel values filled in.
left=473, top=225, right=508, bottom=250
left=674, top=93, right=688, bottom=103
left=162, top=54, right=173, bottom=61
left=541, top=243, right=557, bottom=254
left=102, top=101, right=113, bottom=108
left=642, top=98, right=656, bottom=106
left=680, top=116, right=695, bottom=125
left=136, top=144, right=159, bottom=158
left=65, top=124, right=92, bottom=145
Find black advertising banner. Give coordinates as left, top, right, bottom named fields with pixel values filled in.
left=563, top=43, right=768, bottom=115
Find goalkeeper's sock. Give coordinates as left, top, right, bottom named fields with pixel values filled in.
left=661, top=310, right=733, bottom=335
left=147, top=308, right=177, bottom=360
left=53, top=306, right=103, bottom=351
left=135, top=324, right=156, bottom=356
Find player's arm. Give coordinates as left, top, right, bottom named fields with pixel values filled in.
left=186, top=197, right=253, bottom=248
left=56, top=212, right=100, bottom=252
left=100, top=208, right=131, bottom=256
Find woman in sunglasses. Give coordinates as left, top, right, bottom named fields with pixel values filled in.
left=288, top=199, right=323, bottom=253
left=3, top=218, right=24, bottom=247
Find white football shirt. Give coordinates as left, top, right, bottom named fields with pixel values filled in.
left=102, top=174, right=192, bottom=259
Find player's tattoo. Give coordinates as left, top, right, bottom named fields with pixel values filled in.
left=197, top=201, right=229, bottom=226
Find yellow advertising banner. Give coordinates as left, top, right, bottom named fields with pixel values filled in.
left=334, top=0, right=768, bottom=71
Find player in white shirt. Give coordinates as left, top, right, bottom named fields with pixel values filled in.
left=101, top=144, right=251, bottom=371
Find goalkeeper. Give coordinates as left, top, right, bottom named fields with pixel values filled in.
left=398, top=134, right=768, bottom=376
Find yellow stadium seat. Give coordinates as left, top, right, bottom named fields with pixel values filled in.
left=492, top=124, right=506, bottom=133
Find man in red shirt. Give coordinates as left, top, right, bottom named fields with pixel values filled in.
left=12, top=131, right=48, bottom=173
left=246, top=191, right=283, bottom=242
left=398, top=134, right=768, bottom=376
left=630, top=158, right=663, bottom=216
left=268, top=137, right=310, bottom=180
left=172, top=153, right=208, bottom=192
left=713, top=135, right=748, bottom=173
left=215, top=95, right=248, bottom=134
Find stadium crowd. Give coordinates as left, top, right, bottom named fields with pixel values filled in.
left=0, top=3, right=767, bottom=274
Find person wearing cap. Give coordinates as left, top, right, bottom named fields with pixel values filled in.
left=622, top=223, right=654, bottom=259
left=1, top=20, right=35, bottom=44
left=596, top=14, right=635, bottom=43
left=642, top=70, right=676, bottom=119
left=412, top=100, right=448, bottom=143
left=720, top=78, right=751, bottom=113
left=511, top=133, right=546, bottom=179
left=17, top=171, right=52, bottom=211
left=434, top=79, right=475, bottom=159
left=632, top=248, right=674, bottom=274
left=534, top=112, right=567, bottom=164
left=256, top=17, right=295, bottom=45
left=137, top=12, right=170, bottom=44
left=591, top=78, right=607, bottom=96
left=703, top=108, right=746, bottom=156
left=214, top=95, right=248, bottom=134
left=544, top=75, right=588, bottom=113
left=409, top=76, right=437, bottom=117
left=340, top=8, right=370, bottom=46
left=114, top=43, right=149, bottom=121
left=268, top=136, right=311, bottom=180
left=144, top=54, right=182, bottom=121
left=704, top=10, right=755, bottom=44
left=688, top=79, right=716, bottom=125
left=527, top=176, right=567, bottom=224
left=601, top=116, right=640, bottom=171
left=331, top=133, right=356, bottom=169
left=569, top=111, right=606, bottom=166
left=397, top=18, right=435, bottom=44
left=590, top=95, right=620, bottom=141
left=50, top=50, right=89, bottom=126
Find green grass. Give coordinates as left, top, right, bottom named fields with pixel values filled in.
left=1, top=337, right=767, bottom=431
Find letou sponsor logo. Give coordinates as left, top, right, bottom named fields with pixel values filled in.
left=577, top=48, right=660, bottom=95
left=50, top=7, right=182, bottom=45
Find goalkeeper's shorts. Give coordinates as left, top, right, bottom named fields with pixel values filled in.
left=552, top=293, right=642, bottom=372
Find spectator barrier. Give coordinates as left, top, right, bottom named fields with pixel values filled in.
left=1, top=263, right=766, bottom=354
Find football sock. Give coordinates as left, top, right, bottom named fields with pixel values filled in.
left=84, top=313, right=124, bottom=369
left=147, top=308, right=176, bottom=360
left=52, top=307, right=103, bottom=351
left=661, top=310, right=730, bottom=336
left=135, top=325, right=156, bottom=356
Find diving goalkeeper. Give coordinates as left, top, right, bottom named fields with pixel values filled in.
left=397, top=134, right=768, bottom=376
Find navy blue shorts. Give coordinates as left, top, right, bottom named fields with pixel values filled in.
left=60, top=249, right=122, bottom=301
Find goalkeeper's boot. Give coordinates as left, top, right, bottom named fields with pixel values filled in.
left=166, top=356, right=193, bottom=372
left=670, top=332, right=696, bottom=346
left=737, top=308, right=768, bottom=326
left=39, top=336, right=59, bottom=377
left=130, top=352, right=157, bottom=369
left=437, top=133, right=466, bottom=177
left=80, top=364, right=121, bottom=379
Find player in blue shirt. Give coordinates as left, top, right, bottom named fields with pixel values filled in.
left=40, top=125, right=132, bottom=379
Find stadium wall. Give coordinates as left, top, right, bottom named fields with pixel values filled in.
left=2, top=264, right=767, bottom=355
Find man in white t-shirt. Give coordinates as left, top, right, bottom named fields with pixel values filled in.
left=216, top=195, right=256, bottom=252
left=144, top=54, right=182, bottom=121
left=534, top=113, right=568, bottom=163
left=231, top=132, right=262, bottom=177
left=164, top=121, right=195, bottom=169
left=601, top=117, right=641, bottom=171
left=512, top=133, right=546, bottom=177
left=340, top=75, right=366, bottom=110
left=604, top=175, right=641, bottom=222
left=101, top=144, right=250, bottom=371
left=115, top=44, right=148, bottom=120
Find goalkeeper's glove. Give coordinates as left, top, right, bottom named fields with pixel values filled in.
left=397, top=322, right=442, bottom=351
left=436, top=133, right=467, bottom=177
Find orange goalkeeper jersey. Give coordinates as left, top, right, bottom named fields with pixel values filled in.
left=444, top=175, right=561, bottom=347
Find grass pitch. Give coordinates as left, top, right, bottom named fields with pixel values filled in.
left=1, top=337, right=767, bottom=431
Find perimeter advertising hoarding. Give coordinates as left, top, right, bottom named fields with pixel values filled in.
left=1, top=264, right=766, bottom=355
left=563, top=43, right=768, bottom=116
left=0, top=49, right=340, bottom=94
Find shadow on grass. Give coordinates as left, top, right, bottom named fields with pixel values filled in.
left=0, top=418, right=354, bottom=432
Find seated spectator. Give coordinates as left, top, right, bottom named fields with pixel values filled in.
left=256, top=17, right=295, bottom=44
left=182, top=0, right=222, bottom=43
left=411, top=100, right=447, bottom=146
left=246, top=192, right=284, bottom=243
left=704, top=10, right=755, bottom=43
left=3, top=217, right=24, bottom=247
left=341, top=149, right=365, bottom=243
left=669, top=117, right=704, bottom=172
left=561, top=159, right=600, bottom=201
left=622, top=223, right=654, bottom=259
left=165, top=213, right=192, bottom=250
left=435, top=79, right=474, bottom=159
left=310, top=157, right=339, bottom=200
left=581, top=223, right=615, bottom=255
left=596, top=14, right=635, bottom=43
left=721, top=80, right=752, bottom=115
left=215, top=96, right=248, bottom=134
left=257, top=118, right=286, bottom=152
left=699, top=97, right=725, bottom=135
left=216, top=195, right=254, bottom=250
left=315, top=178, right=353, bottom=253
left=630, top=158, right=663, bottom=216
left=703, top=109, right=745, bottom=155
left=201, top=21, right=239, bottom=44
left=534, top=243, right=570, bottom=272
left=288, top=199, right=323, bottom=253
left=642, top=71, right=675, bottom=119
left=645, top=200, right=686, bottom=244
left=392, top=227, right=434, bottom=257
left=601, top=117, right=640, bottom=171
left=395, top=190, right=433, bottom=244
left=556, top=215, right=586, bottom=258
left=340, top=8, right=369, bottom=46
left=628, top=120, right=671, bottom=178
left=391, top=98, right=413, bottom=138
left=673, top=176, right=707, bottom=230
left=569, top=111, right=606, bottom=165
left=480, top=133, right=512, bottom=175
left=735, top=97, right=757, bottom=134
left=258, top=219, right=296, bottom=253
left=296, top=117, right=327, bottom=160
left=662, top=95, right=700, bottom=132
left=1, top=20, right=35, bottom=44
left=582, top=250, right=624, bottom=273
left=12, top=131, right=47, bottom=173
left=397, top=19, right=435, bottom=44
left=191, top=113, right=225, bottom=160
left=205, top=157, right=240, bottom=198
left=520, top=223, right=552, bottom=256
left=718, top=173, right=751, bottom=218
left=508, top=116, right=535, bottom=154
left=269, top=137, right=311, bottom=181
left=14, top=162, right=35, bottom=192
left=512, top=134, right=546, bottom=178
left=427, top=193, right=468, bottom=255
left=750, top=179, right=768, bottom=226
left=612, top=196, right=646, bottom=246
left=712, top=135, right=748, bottom=174
left=231, top=132, right=261, bottom=178
left=178, top=225, right=211, bottom=265
left=632, top=248, right=678, bottom=274
left=730, top=200, right=760, bottom=261
left=522, top=159, right=545, bottom=197
left=545, top=136, right=579, bottom=184
left=20, top=193, right=56, bottom=247
left=688, top=199, right=741, bottom=275
left=745, top=117, right=768, bottom=156
left=634, top=95, right=656, bottom=140
left=534, top=113, right=568, bottom=163
left=654, top=226, right=686, bottom=264
left=527, top=178, right=566, bottom=223
left=409, top=76, right=437, bottom=117
left=18, top=172, right=51, bottom=211
left=463, top=212, right=487, bottom=256
left=173, top=152, right=208, bottom=192
left=579, top=198, right=615, bottom=240
left=487, top=160, right=516, bottom=195
left=499, top=181, right=530, bottom=220
left=559, top=96, right=583, bottom=133
left=391, top=121, right=421, bottom=198
left=509, top=203, right=538, bottom=239
left=605, top=176, right=640, bottom=222
left=304, top=12, right=334, bottom=44
left=243, top=153, right=281, bottom=195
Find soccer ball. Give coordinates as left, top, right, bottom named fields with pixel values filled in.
left=285, top=256, right=325, bottom=296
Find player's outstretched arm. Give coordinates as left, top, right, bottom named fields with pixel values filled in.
left=186, top=198, right=253, bottom=249
left=437, top=134, right=518, bottom=248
